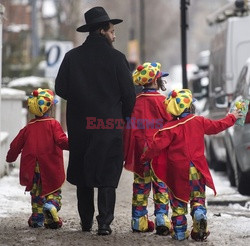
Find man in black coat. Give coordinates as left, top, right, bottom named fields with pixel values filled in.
left=55, top=6, right=136, bottom=235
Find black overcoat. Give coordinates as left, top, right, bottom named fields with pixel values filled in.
left=55, top=34, right=136, bottom=188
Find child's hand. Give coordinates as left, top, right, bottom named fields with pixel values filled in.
left=229, top=109, right=243, bottom=119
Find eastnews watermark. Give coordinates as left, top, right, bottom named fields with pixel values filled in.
left=86, top=117, right=164, bottom=129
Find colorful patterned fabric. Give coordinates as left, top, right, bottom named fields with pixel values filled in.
left=133, top=62, right=168, bottom=86
left=28, top=88, right=56, bottom=116
left=29, top=164, right=44, bottom=227
left=43, top=202, right=62, bottom=228
left=132, top=215, right=152, bottom=232
left=29, top=163, right=62, bottom=228
left=132, top=161, right=170, bottom=232
left=43, top=190, right=62, bottom=227
left=170, top=162, right=206, bottom=240
left=164, top=89, right=194, bottom=116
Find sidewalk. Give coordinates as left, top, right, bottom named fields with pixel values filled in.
left=0, top=152, right=250, bottom=245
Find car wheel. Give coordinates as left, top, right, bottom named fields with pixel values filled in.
left=209, top=143, right=226, bottom=171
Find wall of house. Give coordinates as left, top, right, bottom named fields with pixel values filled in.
left=0, top=131, right=9, bottom=177
left=0, top=88, right=26, bottom=177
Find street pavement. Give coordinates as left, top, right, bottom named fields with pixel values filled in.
left=0, top=152, right=250, bottom=245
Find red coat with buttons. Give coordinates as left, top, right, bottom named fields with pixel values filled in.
left=6, top=117, right=69, bottom=196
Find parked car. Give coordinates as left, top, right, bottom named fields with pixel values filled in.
left=223, top=57, right=250, bottom=195
left=206, top=13, right=250, bottom=171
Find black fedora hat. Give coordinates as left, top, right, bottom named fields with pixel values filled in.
left=76, top=6, right=123, bottom=32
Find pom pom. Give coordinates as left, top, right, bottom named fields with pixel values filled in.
left=147, top=220, right=155, bottom=232
left=137, top=65, right=144, bottom=71
left=33, top=90, right=39, bottom=97
left=171, top=90, right=177, bottom=98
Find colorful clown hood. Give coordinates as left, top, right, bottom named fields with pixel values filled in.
left=133, top=62, right=169, bottom=86
left=27, top=88, right=56, bottom=116
left=164, top=89, right=193, bottom=116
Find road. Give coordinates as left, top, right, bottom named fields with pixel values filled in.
left=0, top=152, right=250, bottom=246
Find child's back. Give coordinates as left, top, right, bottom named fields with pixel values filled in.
left=6, top=88, right=69, bottom=229
left=142, top=89, right=242, bottom=241
left=124, top=62, right=172, bottom=235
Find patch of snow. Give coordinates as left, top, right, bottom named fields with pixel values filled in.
left=6, top=24, right=29, bottom=33
left=7, top=76, right=54, bottom=90
left=0, top=169, right=30, bottom=217
left=1, top=87, right=26, bottom=99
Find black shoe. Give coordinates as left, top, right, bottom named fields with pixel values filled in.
left=191, top=219, right=210, bottom=241
left=156, top=226, right=170, bottom=236
left=97, top=224, right=112, bottom=235
left=81, top=221, right=93, bottom=232
left=82, top=226, right=92, bottom=232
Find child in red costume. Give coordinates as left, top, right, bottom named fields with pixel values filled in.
left=6, top=88, right=69, bottom=229
left=141, top=89, right=242, bottom=241
left=123, top=62, right=172, bottom=235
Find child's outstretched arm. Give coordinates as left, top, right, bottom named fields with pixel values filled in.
left=204, top=109, right=243, bottom=135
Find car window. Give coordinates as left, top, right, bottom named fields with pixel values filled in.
left=235, top=65, right=248, bottom=97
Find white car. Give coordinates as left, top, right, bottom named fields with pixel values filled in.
left=224, top=57, right=250, bottom=195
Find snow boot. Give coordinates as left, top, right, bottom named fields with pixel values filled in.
left=132, top=215, right=155, bottom=232
left=28, top=214, right=44, bottom=228
left=171, top=214, right=189, bottom=241
left=43, top=203, right=62, bottom=229
left=28, top=217, right=43, bottom=228
left=171, top=230, right=190, bottom=241
left=155, top=214, right=172, bottom=236
left=191, top=208, right=210, bottom=241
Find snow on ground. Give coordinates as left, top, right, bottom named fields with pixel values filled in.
left=0, top=167, right=250, bottom=217
left=0, top=165, right=250, bottom=246
left=0, top=168, right=30, bottom=217
left=207, top=169, right=250, bottom=205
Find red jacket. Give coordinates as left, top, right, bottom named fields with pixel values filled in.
left=141, top=114, right=236, bottom=203
left=123, top=91, right=172, bottom=176
left=6, top=117, right=69, bottom=196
